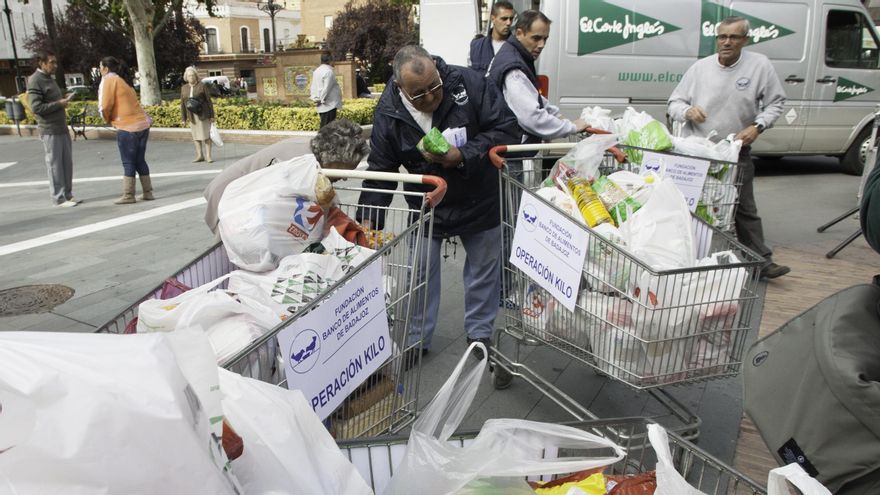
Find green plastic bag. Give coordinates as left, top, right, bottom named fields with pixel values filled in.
left=623, top=120, right=673, bottom=165
left=417, top=127, right=451, bottom=155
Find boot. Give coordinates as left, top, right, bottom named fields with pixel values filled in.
left=204, top=141, right=214, bottom=163
left=139, top=175, right=154, bottom=200
left=192, top=141, right=204, bottom=162
left=114, top=176, right=136, bottom=204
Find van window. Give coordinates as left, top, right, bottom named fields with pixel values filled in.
left=825, top=10, right=879, bottom=70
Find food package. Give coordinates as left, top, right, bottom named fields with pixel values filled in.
left=314, top=173, right=336, bottom=209
left=606, top=471, right=657, bottom=494
left=218, top=155, right=327, bottom=271
left=533, top=472, right=606, bottom=495
left=543, top=160, right=578, bottom=191
left=583, top=223, right=630, bottom=292
left=592, top=176, right=642, bottom=226
left=417, top=127, right=451, bottom=155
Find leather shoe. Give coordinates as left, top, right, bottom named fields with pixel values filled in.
left=403, top=347, right=428, bottom=371
left=760, top=262, right=790, bottom=280
left=466, top=337, right=492, bottom=361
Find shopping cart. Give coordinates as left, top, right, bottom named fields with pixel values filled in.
left=337, top=417, right=766, bottom=494
left=488, top=143, right=764, bottom=439
left=95, top=170, right=447, bottom=440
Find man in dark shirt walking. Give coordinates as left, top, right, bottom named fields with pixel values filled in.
left=28, top=51, right=78, bottom=207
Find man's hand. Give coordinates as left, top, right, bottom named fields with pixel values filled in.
left=685, top=105, right=707, bottom=123
left=735, top=125, right=760, bottom=147
left=59, top=93, right=74, bottom=108
left=572, top=118, right=589, bottom=133
left=422, top=145, right=464, bottom=169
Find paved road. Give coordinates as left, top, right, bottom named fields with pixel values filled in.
left=1, top=132, right=876, bottom=470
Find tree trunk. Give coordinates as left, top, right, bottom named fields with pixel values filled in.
left=122, top=0, right=161, bottom=105
left=41, top=0, right=65, bottom=90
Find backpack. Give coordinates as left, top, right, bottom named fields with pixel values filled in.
left=743, top=278, right=880, bottom=494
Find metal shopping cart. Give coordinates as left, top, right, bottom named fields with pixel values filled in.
left=488, top=143, right=764, bottom=439
left=337, top=417, right=766, bottom=494
left=95, top=170, right=447, bottom=440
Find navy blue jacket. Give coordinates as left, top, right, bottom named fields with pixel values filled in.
left=485, top=37, right=544, bottom=145
left=358, top=57, right=520, bottom=238
left=469, top=32, right=499, bottom=74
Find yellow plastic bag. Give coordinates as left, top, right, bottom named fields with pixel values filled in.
left=534, top=472, right=606, bottom=495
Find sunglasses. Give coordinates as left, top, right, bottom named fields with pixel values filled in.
left=716, top=34, right=747, bottom=42
left=399, top=78, right=443, bottom=102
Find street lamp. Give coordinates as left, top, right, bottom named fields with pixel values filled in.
left=256, top=0, right=284, bottom=53
left=2, top=0, right=22, bottom=92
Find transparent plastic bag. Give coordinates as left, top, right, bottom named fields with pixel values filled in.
left=384, top=343, right=625, bottom=495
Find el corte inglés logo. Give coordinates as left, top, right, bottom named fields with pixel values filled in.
left=577, top=0, right=681, bottom=55
left=835, top=77, right=874, bottom=102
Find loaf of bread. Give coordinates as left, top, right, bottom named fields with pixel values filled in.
left=315, top=173, right=335, bottom=209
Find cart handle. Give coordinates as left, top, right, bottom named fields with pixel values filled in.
left=322, top=169, right=447, bottom=208
left=489, top=128, right=627, bottom=170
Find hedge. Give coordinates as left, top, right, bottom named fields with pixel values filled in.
left=0, top=98, right=378, bottom=132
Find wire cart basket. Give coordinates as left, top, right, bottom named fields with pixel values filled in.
left=337, top=417, right=766, bottom=494
left=488, top=142, right=764, bottom=439
left=95, top=170, right=446, bottom=440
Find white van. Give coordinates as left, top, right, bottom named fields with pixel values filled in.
left=422, top=0, right=880, bottom=174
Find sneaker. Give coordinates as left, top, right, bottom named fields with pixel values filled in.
left=760, top=262, right=791, bottom=280
left=466, top=337, right=492, bottom=361
left=67, top=197, right=82, bottom=204
left=56, top=200, right=78, bottom=208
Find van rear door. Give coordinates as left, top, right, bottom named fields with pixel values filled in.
left=801, top=4, right=880, bottom=155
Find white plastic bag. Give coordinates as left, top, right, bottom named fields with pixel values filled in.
left=620, top=178, right=695, bottom=270
left=227, top=252, right=348, bottom=318
left=218, top=155, right=326, bottom=271
left=580, top=105, right=614, bottom=133
left=218, top=369, right=373, bottom=495
left=672, top=133, right=742, bottom=163
left=767, top=463, right=832, bottom=495
left=557, top=133, right=619, bottom=180
left=0, top=331, right=241, bottom=495
left=210, top=122, right=224, bottom=147
left=384, top=343, right=625, bottom=495
left=649, top=423, right=708, bottom=495
left=321, top=228, right=377, bottom=273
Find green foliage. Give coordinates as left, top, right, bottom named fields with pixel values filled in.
left=1, top=98, right=378, bottom=131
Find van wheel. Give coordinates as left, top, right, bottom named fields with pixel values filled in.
left=840, top=128, right=871, bottom=176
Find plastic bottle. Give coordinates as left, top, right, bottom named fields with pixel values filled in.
left=566, top=177, right=613, bottom=227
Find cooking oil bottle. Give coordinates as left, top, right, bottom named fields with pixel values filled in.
left=567, top=177, right=613, bottom=227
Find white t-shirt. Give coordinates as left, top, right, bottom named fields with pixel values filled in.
left=399, top=91, right=433, bottom=135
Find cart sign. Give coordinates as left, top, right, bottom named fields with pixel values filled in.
left=510, top=192, right=589, bottom=311
left=276, top=259, right=391, bottom=421
left=641, top=151, right=709, bottom=212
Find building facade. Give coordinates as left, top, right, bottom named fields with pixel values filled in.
left=187, top=0, right=302, bottom=87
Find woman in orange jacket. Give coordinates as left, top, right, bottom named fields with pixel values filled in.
left=99, top=56, right=154, bottom=204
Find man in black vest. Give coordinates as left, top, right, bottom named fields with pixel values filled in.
left=485, top=10, right=587, bottom=145
left=468, top=1, right=515, bottom=74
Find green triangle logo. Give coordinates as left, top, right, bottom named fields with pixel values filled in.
left=835, top=77, right=874, bottom=102
left=577, top=0, right=681, bottom=55
left=699, top=0, right=795, bottom=57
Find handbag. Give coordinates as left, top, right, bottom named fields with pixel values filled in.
left=185, top=96, right=204, bottom=116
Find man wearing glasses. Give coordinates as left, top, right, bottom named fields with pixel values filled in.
left=358, top=45, right=520, bottom=363
left=668, top=16, right=789, bottom=280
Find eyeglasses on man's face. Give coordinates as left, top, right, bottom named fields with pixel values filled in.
left=716, top=34, right=747, bottom=42
left=400, top=78, right=443, bottom=102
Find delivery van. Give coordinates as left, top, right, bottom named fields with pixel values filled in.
left=421, top=0, right=880, bottom=175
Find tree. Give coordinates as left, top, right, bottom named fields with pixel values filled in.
left=26, top=1, right=203, bottom=93
left=325, top=1, right=417, bottom=84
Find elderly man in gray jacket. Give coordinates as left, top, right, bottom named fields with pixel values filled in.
left=27, top=51, right=78, bottom=207
left=668, top=16, right=789, bottom=280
